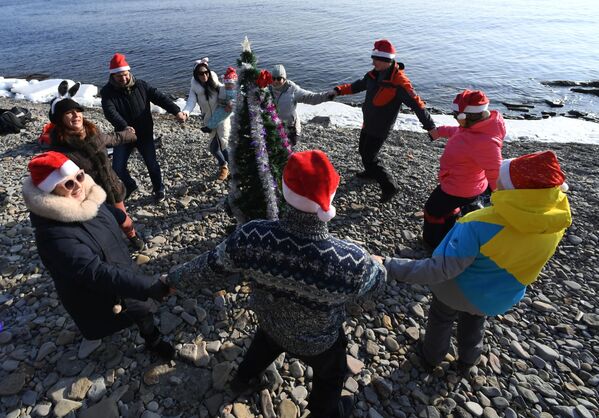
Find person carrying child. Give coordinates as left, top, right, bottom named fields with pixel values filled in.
left=377, top=150, right=571, bottom=373
left=424, top=89, right=506, bottom=249
left=201, top=66, right=237, bottom=134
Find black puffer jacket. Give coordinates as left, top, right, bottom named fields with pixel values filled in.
left=100, top=77, right=180, bottom=141
left=50, top=128, right=135, bottom=203
left=23, top=176, right=155, bottom=339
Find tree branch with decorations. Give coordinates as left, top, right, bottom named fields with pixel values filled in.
left=227, top=37, right=292, bottom=223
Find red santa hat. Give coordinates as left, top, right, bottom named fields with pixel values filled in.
left=28, top=151, right=80, bottom=193
left=451, top=89, right=490, bottom=120
left=223, top=67, right=238, bottom=84
left=371, top=39, right=396, bottom=62
left=109, top=53, right=131, bottom=74
left=499, top=151, right=568, bottom=191
left=282, top=150, right=340, bottom=222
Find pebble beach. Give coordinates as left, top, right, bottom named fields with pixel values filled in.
left=1, top=97, right=598, bottom=418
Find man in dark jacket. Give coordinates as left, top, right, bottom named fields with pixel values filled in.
left=331, top=39, right=438, bottom=203
left=23, top=151, right=175, bottom=359
left=169, top=150, right=386, bottom=418
left=101, top=53, right=186, bottom=203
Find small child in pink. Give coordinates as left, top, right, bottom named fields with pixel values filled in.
left=424, top=90, right=505, bottom=248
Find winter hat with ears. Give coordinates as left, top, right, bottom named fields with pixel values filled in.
left=498, top=150, right=568, bottom=192
left=223, top=67, right=238, bottom=84
left=28, top=151, right=80, bottom=193
left=109, top=53, right=131, bottom=74
left=272, top=64, right=287, bottom=79
left=282, top=150, right=340, bottom=222
left=452, top=89, right=489, bottom=120
left=49, top=80, right=83, bottom=123
left=371, top=39, right=396, bottom=62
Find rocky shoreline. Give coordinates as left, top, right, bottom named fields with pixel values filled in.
left=1, top=97, right=598, bottom=418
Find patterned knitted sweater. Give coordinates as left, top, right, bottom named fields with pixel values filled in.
left=169, top=207, right=386, bottom=356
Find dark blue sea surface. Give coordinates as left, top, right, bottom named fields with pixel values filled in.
left=1, top=0, right=598, bottom=115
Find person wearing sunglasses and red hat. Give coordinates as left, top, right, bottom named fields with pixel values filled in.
left=22, top=151, right=175, bottom=359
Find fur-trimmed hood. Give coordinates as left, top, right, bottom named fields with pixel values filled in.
left=22, top=174, right=107, bottom=223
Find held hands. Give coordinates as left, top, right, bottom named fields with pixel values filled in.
left=147, top=275, right=175, bottom=301
left=428, top=128, right=440, bottom=141
left=372, top=255, right=384, bottom=265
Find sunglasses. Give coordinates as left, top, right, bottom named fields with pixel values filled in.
left=273, top=77, right=285, bottom=81
left=60, top=170, right=85, bottom=190
left=197, top=71, right=209, bottom=75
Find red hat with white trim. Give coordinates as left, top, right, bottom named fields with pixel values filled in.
left=498, top=150, right=568, bottom=191
left=28, top=151, right=80, bottom=193
left=282, top=150, right=340, bottom=222
left=223, top=67, right=238, bottom=84
left=451, top=89, right=490, bottom=120
left=109, top=53, right=131, bottom=74
left=371, top=39, right=396, bottom=62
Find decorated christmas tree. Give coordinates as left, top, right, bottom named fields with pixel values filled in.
left=227, top=37, right=292, bottom=223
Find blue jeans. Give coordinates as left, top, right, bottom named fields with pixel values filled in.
left=209, top=135, right=229, bottom=167
left=112, top=137, right=163, bottom=193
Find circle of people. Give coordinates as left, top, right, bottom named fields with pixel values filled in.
left=22, top=39, right=572, bottom=418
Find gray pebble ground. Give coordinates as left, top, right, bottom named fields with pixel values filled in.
left=1, top=97, right=598, bottom=417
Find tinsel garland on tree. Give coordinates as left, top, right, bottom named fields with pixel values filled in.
left=227, top=37, right=292, bottom=223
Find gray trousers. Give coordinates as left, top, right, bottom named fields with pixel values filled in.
left=422, top=295, right=486, bottom=366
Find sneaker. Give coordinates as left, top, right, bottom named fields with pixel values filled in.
left=154, top=188, right=166, bottom=203
left=217, top=165, right=229, bottom=181
left=125, top=184, right=138, bottom=200
left=380, top=186, right=399, bottom=203
left=229, top=373, right=270, bottom=397
left=128, top=234, right=145, bottom=251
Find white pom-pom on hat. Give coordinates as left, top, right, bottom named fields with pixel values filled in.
left=282, top=150, right=340, bottom=222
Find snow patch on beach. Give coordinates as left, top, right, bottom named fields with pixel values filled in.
left=2, top=77, right=598, bottom=145
left=297, top=103, right=599, bottom=145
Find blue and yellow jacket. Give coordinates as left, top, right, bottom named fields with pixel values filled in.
left=385, top=187, right=571, bottom=315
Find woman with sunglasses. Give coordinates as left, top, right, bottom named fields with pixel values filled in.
left=182, top=57, right=232, bottom=180
left=269, top=64, right=332, bottom=146
left=22, top=152, right=175, bottom=359
left=48, top=97, right=145, bottom=250
left=423, top=89, right=505, bottom=249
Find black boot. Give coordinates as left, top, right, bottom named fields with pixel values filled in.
left=142, top=326, right=175, bottom=360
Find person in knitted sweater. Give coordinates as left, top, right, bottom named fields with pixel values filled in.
left=169, top=150, right=386, bottom=418
left=424, top=89, right=505, bottom=249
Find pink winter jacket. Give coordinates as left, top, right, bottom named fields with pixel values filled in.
left=435, top=110, right=505, bottom=198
